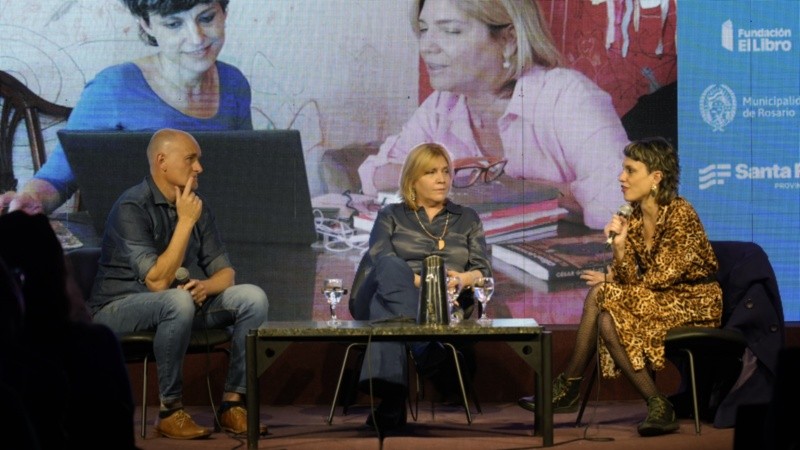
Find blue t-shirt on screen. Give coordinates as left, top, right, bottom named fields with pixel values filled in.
left=35, top=61, right=253, bottom=202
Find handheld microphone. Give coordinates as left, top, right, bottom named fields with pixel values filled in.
left=606, top=204, right=633, bottom=245
left=175, top=267, right=190, bottom=286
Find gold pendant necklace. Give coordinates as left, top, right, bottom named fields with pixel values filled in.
left=414, top=208, right=449, bottom=250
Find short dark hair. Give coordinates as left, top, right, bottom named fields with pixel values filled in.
left=121, top=0, right=229, bottom=46
left=623, top=137, right=680, bottom=205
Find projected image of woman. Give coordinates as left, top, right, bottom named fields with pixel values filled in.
left=0, top=0, right=251, bottom=215
left=358, top=0, right=629, bottom=229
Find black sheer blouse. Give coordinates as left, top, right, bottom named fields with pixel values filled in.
left=368, top=201, right=491, bottom=277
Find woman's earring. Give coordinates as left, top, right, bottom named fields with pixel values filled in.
left=651, top=184, right=658, bottom=196
left=410, top=190, right=416, bottom=202
left=502, top=57, right=511, bottom=69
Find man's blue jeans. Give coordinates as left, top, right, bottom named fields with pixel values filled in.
left=93, top=284, right=268, bottom=406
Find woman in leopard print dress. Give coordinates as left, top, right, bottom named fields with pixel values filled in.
left=519, top=137, right=722, bottom=437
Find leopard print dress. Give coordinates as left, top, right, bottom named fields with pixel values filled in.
left=598, top=197, right=722, bottom=378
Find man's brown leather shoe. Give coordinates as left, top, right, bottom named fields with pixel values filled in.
left=154, top=409, right=212, bottom=440
left=219, top=405, right=268, bottom=435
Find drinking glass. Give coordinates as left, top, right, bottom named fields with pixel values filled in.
left=446, top=276, right=463, bottom=324
left=474, top=277, right=495, bottom=324
left=322, top=278, right=346, bottom=324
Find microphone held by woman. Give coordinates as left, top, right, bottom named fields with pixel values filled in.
left=606, top=204, right=633, bottom=245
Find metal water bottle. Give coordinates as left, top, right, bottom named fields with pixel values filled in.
left=417, top=255, right=449, bottom=325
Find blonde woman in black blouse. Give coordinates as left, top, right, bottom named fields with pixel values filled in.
left=352, top=142, right=492, bottom=433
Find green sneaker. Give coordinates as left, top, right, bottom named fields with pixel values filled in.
left=638, top=395, right=680, bottom=437
left=517, top=373, right=582, bottom=414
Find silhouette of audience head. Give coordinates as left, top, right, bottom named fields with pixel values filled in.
left=0, top=256, right=24, bottom=345
left=0, top=211, right=137, bottom=448
left=0, top=211, right=70, bottom=329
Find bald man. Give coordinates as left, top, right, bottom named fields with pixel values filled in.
left=89, top=129, right=269, bottom=439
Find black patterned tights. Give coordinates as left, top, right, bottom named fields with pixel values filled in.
left=564, top=283, right=658, bottom=400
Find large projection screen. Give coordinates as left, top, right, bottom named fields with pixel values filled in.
left=6, top=1, right=793, bottom=324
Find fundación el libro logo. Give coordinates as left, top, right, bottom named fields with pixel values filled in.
left=722, top=19, right=792, bottom=52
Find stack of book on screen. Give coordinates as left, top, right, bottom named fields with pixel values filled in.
left=476, top=200, right=566, bottom=244
left=50, top=220, right=83, bottom=249
left=353, top=177, right=567, bottom=245
left=491, top=232, right=611, bottom=281
left=445, top=176, right=567, bottom=244
left=491, top=257, right=588, bottom=293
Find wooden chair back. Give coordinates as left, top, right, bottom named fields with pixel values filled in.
left=0, top=70, right=72, bottom=191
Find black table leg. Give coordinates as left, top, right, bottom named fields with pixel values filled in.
left=540, top=331, right=553, bottom=446
left=246, top=330, right=259, bottom=449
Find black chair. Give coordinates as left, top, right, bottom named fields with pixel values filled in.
left=575, top=241, right=767, bottom=434
left=65, top=247, right=232, bottom=438
left=327, top=253, right=480, bottom=424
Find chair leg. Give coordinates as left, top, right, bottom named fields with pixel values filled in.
left=209, top=348, right=231, bottom=432
left=141, top=355, right=149, bottom=439
left=327, top=343, right=364, bottom=425
left=345, top=349, right=368, bottom=417
left=407, top=348, right=420, bottom=422
left=458, top=350, right=482, bottom=414
left=575, top=365, right=598, bottom=427
left=679, top=348, right=701, bottom=435
left=443, top=343, right=472, bottom=424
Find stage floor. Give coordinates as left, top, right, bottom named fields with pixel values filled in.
left=131, top=401, right=734, bottom=450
